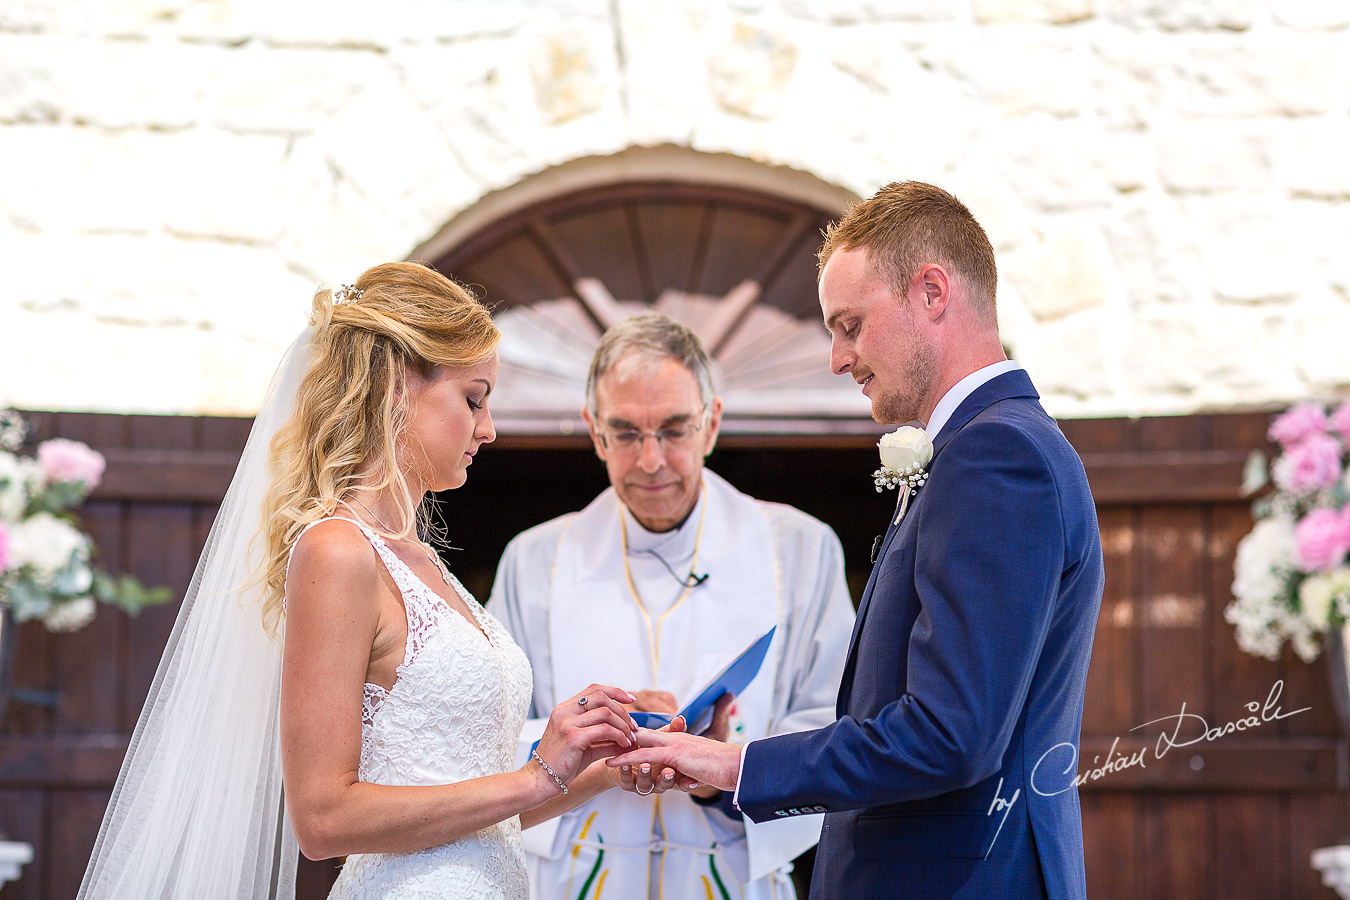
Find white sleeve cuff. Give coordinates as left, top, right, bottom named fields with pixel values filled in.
left=730, top=741, right=752, bottom=811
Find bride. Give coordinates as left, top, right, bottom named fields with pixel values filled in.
left=80, top=262, right=646, bottom=898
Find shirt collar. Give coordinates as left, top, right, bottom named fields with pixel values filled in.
left=924, top=360, right=1022, bottom=440
left=621, top=480, right=706, bottom=560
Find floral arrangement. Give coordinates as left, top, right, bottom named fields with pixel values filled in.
left=1225, top=402, right=1350, bottom=661
left=0, top=410, right=169, bottom=632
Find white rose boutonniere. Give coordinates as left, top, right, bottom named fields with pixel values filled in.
left=874, top=426, right=933, bottom=492
left=874, top=426, right=933, bottom=525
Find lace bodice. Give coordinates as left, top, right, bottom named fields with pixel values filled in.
left=293, top=518, right=533, bottom=900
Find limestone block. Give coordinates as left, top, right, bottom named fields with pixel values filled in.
left=1192, top=198, right=1301, bottom=303
left=206, top=45, right=389, bottom=135
left=1268, top=0, right=1350, bottom=28
left=1006, top=223, right=1116, bottom=321
left=272, top=140, right=430, bottom=284
left=916, top=36, right=1099, bottom=118
left=615, top=0, right=715, bottom=146
left=2, top=308, right=292, bottom=415
left=0, top=0, right=93, bottom=34
left=316, top=83, right=456, bottom=203
left=406, top=36, right=543, bottom=187
left=1154, top=122, right=1271, bottom=193
left=1122, top=308, right=1297, bottom=402
left=5, top=229, right=319, bottom=413
left=1290, top=200, right=1350, bottom=295
left=0, top=34, right=61, bottom=122
left=1120, top=311, right=1205, bottom=395
left=392, top=38, right=515, bottom=109
left=940, top=171, right=1030, bottom=254
left=157, top=132, right=299, bottom=244
left=1019, top=318, right=1112, bottom=400
left=1172, top=36, right=1342, bottom=117
left=997, top=119, right=1140, bottom=211
left=529, top=27, right=610, bottom=125
left=0, top=128, right=143, bottom=232
left=780, top=0, right=959, bottom=23
left=1278, top=120, right=1350, bottom=200
left=708, top=22, right=799, bottom=120
left=1296, top=293, right=1350, bottom=387
left=974, top=0, right=1095, bottom=25
left=527, top=94, right=629, bottom=171
left=15, top=233, right=312, bottom=335
left=0, top=34, right=205, bottom=129
left=163, top=0, right=532, bottom=50
left=1102, top=200, right=1209, bottom=307
left=191, top=328, right=304, bottom=415
left=1101, top=0, right=1254, bottom=31
left=819, top=25, right=984, bottom=178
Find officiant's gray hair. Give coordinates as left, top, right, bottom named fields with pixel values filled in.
left=586, top=313, right=716, bottom=418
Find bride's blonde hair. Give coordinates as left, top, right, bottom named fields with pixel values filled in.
left=257, top=262, right=499, bottom=634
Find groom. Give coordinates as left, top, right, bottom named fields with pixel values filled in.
left=612, top=182, right=1104, bottom=899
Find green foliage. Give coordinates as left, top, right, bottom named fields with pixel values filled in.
left=92, top=572, right=174, bottom=616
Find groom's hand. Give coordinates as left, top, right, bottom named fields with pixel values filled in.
left=687, top=693, right=735, bottom=799
left=611, top=715, right=696, bottom=795
left=608, top=727, right=743, bottom=794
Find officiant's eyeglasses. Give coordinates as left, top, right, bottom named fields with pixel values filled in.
left=597, top=410, right=709, bottom=453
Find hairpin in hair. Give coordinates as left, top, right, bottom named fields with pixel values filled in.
left=333, top=284, right=364, bottom=304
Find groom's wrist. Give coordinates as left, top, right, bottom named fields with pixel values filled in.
left=730, top=742, right=751, bottom=812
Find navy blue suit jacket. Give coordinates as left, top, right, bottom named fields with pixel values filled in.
left=739, top=370, right=1103, bottom=899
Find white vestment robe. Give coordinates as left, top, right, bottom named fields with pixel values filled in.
left=491, top=469, right=855, bottom=900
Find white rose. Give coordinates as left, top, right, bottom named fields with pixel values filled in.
left=43, top=596, right=97, bottom=632
left=1299, top=572, right=1336, bottom=630
left=878, top=426, right=934, bottom=474
left=0, top=451, right=36, bottom=522
left=1232, top=515, right=1298, bottom=604
left=9, top=512, right=90, bottom=578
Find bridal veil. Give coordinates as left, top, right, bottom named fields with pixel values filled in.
left=79, top=328, right=315, bottom=898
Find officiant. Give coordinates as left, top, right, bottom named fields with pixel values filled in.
left=490, top=313, right=855, bottom=900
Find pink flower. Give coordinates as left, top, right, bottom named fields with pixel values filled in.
left=1296, top=508, right=1350, bottom=573
left=1272, top=434, right=1344, bottom=496
left=0, top=521, right=9, bottom=573
left=36, top=438, right=106, bottom=489
left=1269, top=403, right=1328, bottom=448
left=1332, top=403, right=1350, bottom=444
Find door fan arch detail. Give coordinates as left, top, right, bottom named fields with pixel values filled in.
left=426, top=179, right=874, bottom=436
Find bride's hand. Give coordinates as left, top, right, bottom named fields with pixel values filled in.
left=530, top=684, right=639, bottom=795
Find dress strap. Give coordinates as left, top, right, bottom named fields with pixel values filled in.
left=282, top=516, right=377, bottom=614
left=284, top=515, right=373, bottom=579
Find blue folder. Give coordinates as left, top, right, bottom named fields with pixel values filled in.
left=629, top=626, right=777, bottom=734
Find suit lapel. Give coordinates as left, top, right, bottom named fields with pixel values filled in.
left=834, top=369, right=1041, bottom=716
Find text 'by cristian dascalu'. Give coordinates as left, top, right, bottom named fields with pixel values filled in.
left=1031, top=679, right=1310, bottom=796
left=984, top=679, right=1309, bottom=854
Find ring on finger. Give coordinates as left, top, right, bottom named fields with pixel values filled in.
left=578, top=695, right=588, bottom=710
left=637, top=783, right=655, bottom=796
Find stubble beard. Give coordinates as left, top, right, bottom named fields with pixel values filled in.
left=871, top=334, right=939, bottom=426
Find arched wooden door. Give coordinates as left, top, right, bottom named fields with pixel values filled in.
left=427, top=179, right=873, bottom=436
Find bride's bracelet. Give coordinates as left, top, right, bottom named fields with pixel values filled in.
left=532, top=749, right=568, bottom=795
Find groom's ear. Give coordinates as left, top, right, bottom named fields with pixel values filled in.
left=914, top=263, right=950, bottom=321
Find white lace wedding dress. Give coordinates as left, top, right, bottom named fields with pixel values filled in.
left=295, top=518, right=533, bottom=899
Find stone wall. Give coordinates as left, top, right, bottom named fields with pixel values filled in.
left=2, top=0, right=1347, bottom=416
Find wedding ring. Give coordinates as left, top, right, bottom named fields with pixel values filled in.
left=637, top=784, right=655, bottom=796
left=578, top=695, right=588, bottom=710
